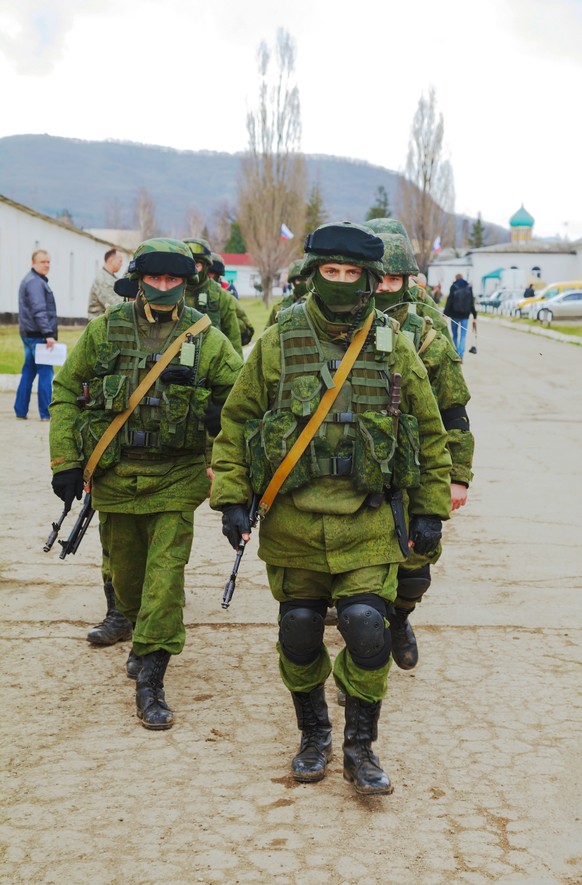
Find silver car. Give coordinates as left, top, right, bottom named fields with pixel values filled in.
left=536, top=289, right=582, bottom=322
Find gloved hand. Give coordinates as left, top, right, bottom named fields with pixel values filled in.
left=222, top=504, right=251, bottom=549
left=160, top=365, right=195, bottom=386
left=408, top=515, right=442, bottom=555
left=204, top=399, right=222, bottom=437
left=51, top=468, right=84, bottom=512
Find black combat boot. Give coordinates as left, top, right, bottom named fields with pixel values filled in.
left=86, top=581, right=133, bottom=645
left=290, top=685, right=333, bottom=782
left=136, top=650, right=174, bottom=730
left=126, top=648, right=142, bottom=680
left=388, top=605, right=418, bottom=670
left=343, top=695, right=393, bottom=795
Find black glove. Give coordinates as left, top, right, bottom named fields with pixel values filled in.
left=160, top=365, right=195, bottom=386
left=204, top=399, right=223, bottom=437
left=408, top=515, right=442, bottom=555
left=222, top=504, right=251, bottom=549
left=51, top=468, right=84, bottom=512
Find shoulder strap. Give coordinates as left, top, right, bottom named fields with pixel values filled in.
left=258, top=310, right=375, bottom=518
left=417, top=327, right=437, bottom=356
left=83, top=314, right=211, bottom=487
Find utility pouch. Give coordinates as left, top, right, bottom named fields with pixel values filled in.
left=290, top=376, right=322, bottom=418
left=262, top=410, right=314, bottom=493
left=394, top=412, right=421, bottom=488
left=86, top=374, right=128, bottom=412
left=75, top=411, right=121, bottom=475
left=160, top=384, right=191, bottom=448
left=244, top=418, right=273, bottom=494
left=354, top=411, right=396, bottom=493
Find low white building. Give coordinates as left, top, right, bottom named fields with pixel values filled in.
left=0, top=195, right=131, bottom=323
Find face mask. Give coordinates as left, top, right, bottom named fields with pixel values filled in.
left=313, top=269, right=367, bottom=313
left=140, top=280, right=185, bottom=307
left=375, top=277, right=409, bottom=310
left=293, top=281, right=308, bottom=299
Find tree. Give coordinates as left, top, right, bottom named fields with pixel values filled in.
left=184, top=206, right=204, bottom=239
left=397, top=87, right=455, bottom=271
left=305, top=181, right=328, bottom=238
left=134, top=187, right=157, bottom=240
left=468, top=213, right=486, bottom=248
left=238, top=28, right=307, bottom=304
left=224, top=220, right=247, bottom=253
left=365, top=185, right=391, bottom=221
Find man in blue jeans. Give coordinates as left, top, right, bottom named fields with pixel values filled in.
left=14, top=250, right=58, bottom=421
left=444, top=274, right=477, bottom=360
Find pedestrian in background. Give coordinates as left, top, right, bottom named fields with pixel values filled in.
left=444, top=274, right=477, bottom=360
left=14, top=249, right=57, bottom=421
left=87, top=249, right=124, bottom=318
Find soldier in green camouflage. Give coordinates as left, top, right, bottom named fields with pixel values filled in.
left=210, top=222, right=451, bottom=795
left=209, top=252, right=255, bottom=345
left=49, top=239, right=242, bottom=730
left=365, top=218, right=453, bottom=344
left=374, top=231, right=475, bottom=670
left=265, top=258, right=309, bottom=328
left=184, top=238, right=243, bottom=356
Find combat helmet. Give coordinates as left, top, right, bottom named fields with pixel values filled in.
left=184, top=237, right=213, bottom=266
left=365, top=217, right=411, bottom=239
left=287, top=258, right=306, bottom=283
left=210, top=252, right=226, bottom=278
left=127, top=238, right=198, bottom=281
left=379, top=233, right=419, bottom=276
left=302, top=221, right=384, bottom=280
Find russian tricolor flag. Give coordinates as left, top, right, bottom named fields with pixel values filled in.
left=281, top=223, right=294, bottom=240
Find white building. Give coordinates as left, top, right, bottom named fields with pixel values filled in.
left=0, top=195, right=131, bottom=322
left=428, top=206, right=582, bottom=296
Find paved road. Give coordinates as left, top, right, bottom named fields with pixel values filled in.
left=1, top=319, right=581, bottom=884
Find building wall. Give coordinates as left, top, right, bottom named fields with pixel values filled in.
left=0, top=199, right=131, bottom=321
left=470, top=251, right=579, bottom=295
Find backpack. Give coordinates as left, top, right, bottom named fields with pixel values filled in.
left=451, top=284, right=474, bottom=317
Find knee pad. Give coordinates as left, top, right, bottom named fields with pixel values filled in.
left=279, top=600, right=327, bottom=664
left=396, top=565, right=431, bottom=602
left=336, top=593, right=391, bottom=670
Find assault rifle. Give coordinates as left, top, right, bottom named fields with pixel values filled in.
left=222, top=494, right=260, bottom=610
left=43, top=493, right=95, bottom=559
left=386, top=373, right=409, bottom=558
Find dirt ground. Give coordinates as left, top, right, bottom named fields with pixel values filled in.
left=1, top=319, right=581, bottom=885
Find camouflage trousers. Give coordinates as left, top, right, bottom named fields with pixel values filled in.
left=266, top=563, right=398, bottom=704
left=99, top=510, right=194, bottom=657
left=395, top=543, right=442, bottom=611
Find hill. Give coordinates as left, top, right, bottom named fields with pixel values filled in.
left=0, top=134, right=508, bottom=243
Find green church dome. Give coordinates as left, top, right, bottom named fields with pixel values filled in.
left=509, top=205, right=535, bottom=227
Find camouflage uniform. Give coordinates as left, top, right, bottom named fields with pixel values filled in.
left=87, top=267, right=124, bottom=318
left=375, top=231, right=475, bottom=669
left=210, top=252, right=254, bottom=345
left=265, top=258, right=308, bottom=328
left=184, top=239, right=243, bottom=357
left=211, top=222, right=451, bottom=793
left=50, top=239, right=242, bottom=730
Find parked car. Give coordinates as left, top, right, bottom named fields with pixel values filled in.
left=478, top=289, right=522, bottom=311
left=513, top=280, right=582, bottom=316
left=535, top=290, right=582, bottom=322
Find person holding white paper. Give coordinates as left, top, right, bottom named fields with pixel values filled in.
left=14, top=250, right=58, bottom=421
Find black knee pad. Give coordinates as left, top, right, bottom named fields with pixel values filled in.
left=396, top=565, right=431, bottom=602
left=336, top=593, right=391, bottom=670
left=279, top=600, right=327, bottom=665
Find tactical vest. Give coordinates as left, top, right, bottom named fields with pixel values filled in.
left=74, top=302, right=210, bottom=474
left=244, top=302, right=421, bottom=497
left=185, top=280, right=222, bottom=329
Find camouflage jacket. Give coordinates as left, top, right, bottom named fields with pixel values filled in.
left=50, top=302, right=242, bottom=514
left=185, top=278, right=243, bottom=357
left=210, top=294, right=451, bottom=573
left=87, top=267, right=123, bottom=318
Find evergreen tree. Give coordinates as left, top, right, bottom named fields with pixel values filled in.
left=305, top=181, right=327, bottom=236
left=365, top=185, right=391, bottom=221
left=224, top=220, right=247, bottom=253
left=468, top=213, right=486, bottom=248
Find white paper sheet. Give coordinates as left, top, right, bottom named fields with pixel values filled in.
left=35, top=343, right=68, bottom=366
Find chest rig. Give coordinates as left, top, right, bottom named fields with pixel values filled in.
left=185, top=280, right=222, bottom=329
left=245, top=302, right=411, bottom=497
left=75, top=303, right=210, bottom=471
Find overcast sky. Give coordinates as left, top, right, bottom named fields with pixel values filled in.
left=0, top=0, right=580, bottom=239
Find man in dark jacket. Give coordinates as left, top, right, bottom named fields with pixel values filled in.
left=444, top=274, right=477, bottom=360
left=14, top=250, right=58, bottom=420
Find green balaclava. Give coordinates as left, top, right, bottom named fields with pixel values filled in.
left=376, top=233, right=420, bottom=313
left=287, top=258, right=308, bottom=301
left=302, top=222, right=384, bottom=320
left=128, top=238, right=197, bottom=323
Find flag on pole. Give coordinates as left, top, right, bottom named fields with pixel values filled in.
left=432, top=236, right=441, bottom=254
left=281, top=223, right=294, bottom=240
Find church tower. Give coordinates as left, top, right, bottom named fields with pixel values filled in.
left=509, top=205, right=535, bottom=244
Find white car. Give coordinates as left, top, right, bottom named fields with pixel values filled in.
left=535, top=289, right=582, bottom=322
